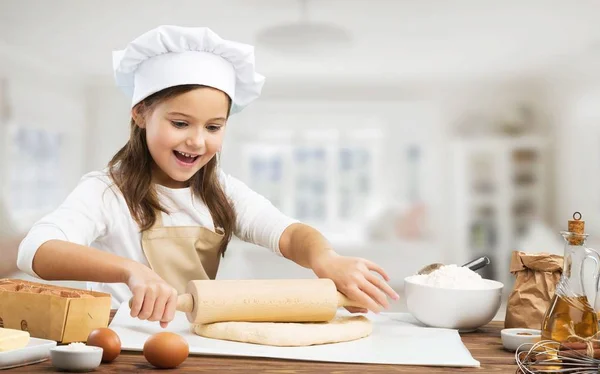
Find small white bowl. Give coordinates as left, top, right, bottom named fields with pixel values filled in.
left=404, top=276, right=503, bottom=332
left=501, top=328, right=541, bottom=351
left=50, top=345, right=103, bottom=372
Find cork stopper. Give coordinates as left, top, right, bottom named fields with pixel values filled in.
left=567, top=211, right=585, bottom=245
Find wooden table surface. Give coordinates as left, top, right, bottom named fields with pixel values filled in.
left=3, top=311, right=518, bottom=373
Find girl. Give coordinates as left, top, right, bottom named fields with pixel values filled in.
left=16, top=25, right=398, bottom=328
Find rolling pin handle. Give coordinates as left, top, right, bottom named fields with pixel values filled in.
left=177, top=293, right=194, bottom=313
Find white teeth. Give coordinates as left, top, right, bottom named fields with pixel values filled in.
left=176, top=151, right=196, bottom=158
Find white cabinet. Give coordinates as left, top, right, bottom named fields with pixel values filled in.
left=451, top=136, right=549, bottom=288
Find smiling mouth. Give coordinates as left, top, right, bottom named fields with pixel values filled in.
left=173, top=150, right=200, bottom=164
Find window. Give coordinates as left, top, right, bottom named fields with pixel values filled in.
left=293, top=146, right=328, bottom=221
left=338, top=146, right=371, bottom=220
left=242, top=129, right=380, bottom=232
left=246, top=146, right=285, bottom=210
left=5, top=126, right=64, bottom=222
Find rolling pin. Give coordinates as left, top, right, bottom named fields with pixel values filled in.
left=130, top=279, right=367, bottom=324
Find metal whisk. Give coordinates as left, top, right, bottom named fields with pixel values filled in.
left=516, top=340, right=600, bottom=374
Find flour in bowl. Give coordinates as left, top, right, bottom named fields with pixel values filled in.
left=53, top=342, right=97, bottom=351
left=408, top=264, right=491, bottom=289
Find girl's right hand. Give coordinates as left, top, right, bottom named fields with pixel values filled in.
left=125, top=264, right=178, bottom=328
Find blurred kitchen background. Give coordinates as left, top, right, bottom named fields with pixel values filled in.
left=1, top=0, right=600, bottom=316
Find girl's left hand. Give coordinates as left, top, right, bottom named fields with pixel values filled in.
left=311, top=251, right=400, bottom=314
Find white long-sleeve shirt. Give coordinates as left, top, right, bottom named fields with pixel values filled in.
left=17, top=169, right=298, bottom=307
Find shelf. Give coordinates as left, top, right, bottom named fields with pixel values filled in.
left=452, top=134, right=549, bottom=287
left=469, top=194, right=497, bottom=208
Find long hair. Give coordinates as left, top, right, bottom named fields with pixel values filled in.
left=108, top=85, right=236, bottom=256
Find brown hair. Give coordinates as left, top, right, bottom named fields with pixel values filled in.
left=108, top=84, right=235, bottom=256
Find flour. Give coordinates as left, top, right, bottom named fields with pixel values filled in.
left=55, top=342, right=96, bottom=351
left=408, top=264, right=491, bottom=289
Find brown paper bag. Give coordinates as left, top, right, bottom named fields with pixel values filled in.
left=504, top=251, right=563, bottom=329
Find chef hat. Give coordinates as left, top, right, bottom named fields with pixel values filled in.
left=112, top=25, right=265, bottom=115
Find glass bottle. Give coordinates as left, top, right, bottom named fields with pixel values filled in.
left=541, top=212, right=600, bottom=342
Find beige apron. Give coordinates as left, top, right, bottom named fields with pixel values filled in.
left=141, top=211, right=224, bottom=294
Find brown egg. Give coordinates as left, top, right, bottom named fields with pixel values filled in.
left=86, top=328, right=121, bottom=363
left=143, top=332, right=189, bottom=369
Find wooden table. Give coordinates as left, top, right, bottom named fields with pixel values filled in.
left=4, top=312, right=518, bottom=373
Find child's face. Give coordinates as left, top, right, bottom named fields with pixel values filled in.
left=140, top=87, right=229, bottom=188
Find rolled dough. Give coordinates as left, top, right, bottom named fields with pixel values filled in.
left=192, top=316, right=372, bottom=347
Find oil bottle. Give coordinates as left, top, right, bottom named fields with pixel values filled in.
left=541, top=212, right=600, bottom=342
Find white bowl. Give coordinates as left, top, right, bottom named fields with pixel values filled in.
left=50, top=345, right=103, bottom=372
left=404, top=276, right=503, bottom=332
left=501, top=328, right=541, bottom=351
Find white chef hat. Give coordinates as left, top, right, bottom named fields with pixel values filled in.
left=112, top=25, right=265, bottom=115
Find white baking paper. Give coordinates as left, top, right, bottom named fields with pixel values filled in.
left=109, top=304, right=479, bottom=367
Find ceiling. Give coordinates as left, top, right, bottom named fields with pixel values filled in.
left=0, top=0, right=599, bottom=86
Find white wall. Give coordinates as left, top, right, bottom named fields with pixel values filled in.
left=0, top=52, right=88, bottom=231
left=529, top=50, right=600, bottom=240
left=550, top=85, right=600, bottom=239
left=84, top=85, right=130, bottom=172
left=0, top=51, right=89, bottom=289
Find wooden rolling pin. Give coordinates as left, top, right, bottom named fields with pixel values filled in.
left=129, top=279, right=366, bottom=324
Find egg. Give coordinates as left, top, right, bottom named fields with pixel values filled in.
left=143, top=332, right=189, bottom=369
left=86, top=328, right=121, bottom=363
